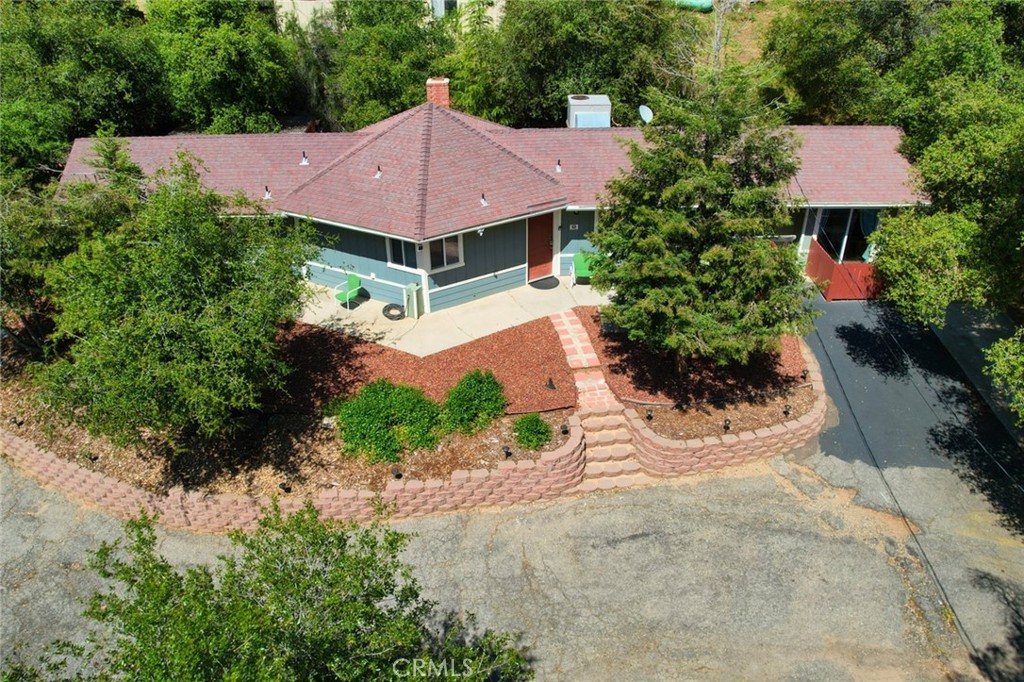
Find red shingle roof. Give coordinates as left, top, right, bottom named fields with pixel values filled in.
left=279, top=103, right=567, bottom=240
left=61, top=114, right=922, bottom=241
left=786, top=126, right=921, bottom=206
left=63, top=133, right=366, bottom=211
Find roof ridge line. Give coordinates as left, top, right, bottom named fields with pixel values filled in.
left=279, top=109, right=420, bottom=203
left=435, top=107, right=563, bottom=187
left=415, top=105, right=433, bottom=241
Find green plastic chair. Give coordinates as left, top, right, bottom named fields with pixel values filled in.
left=335, top=273, right=362, bottom=309
left=571, top=251, right=594, bottom=286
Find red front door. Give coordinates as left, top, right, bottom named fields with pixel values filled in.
left=527, top=214, right=554, bottom=282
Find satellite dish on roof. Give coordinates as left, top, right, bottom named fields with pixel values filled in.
left=638, top=105, right=654, bottom=124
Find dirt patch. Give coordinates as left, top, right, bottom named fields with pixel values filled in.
left=574, top=306, right=807, bottom=405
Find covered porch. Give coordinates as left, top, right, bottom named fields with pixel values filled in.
left=795, top=207, right=883, bottom=302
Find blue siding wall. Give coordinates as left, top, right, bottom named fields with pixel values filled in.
left=429, top=266, right=527, bottom=311
left=308, top=223, right=420, bottom=304
left=428, top=219, right=526, bottom=289
left=559, top=210, right=596, bottom=275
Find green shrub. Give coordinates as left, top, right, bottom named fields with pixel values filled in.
left=441, top=369, right=507, bottom=434
left=513, top=413, right=552, bottom=451
left=335, top=380, right=439, bottom=463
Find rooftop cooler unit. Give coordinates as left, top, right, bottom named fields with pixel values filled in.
left=567, top=94, right=611, bottom=128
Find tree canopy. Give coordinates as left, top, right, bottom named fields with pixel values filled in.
left=4, top=505, right=531, bottom=681
left=768, top=0, right=1024, bottom=423
left=144, top=0, right=296, bottom=133
left=39, top=152, right=315, bottom=443
left=0, top=0, right=169, bottom=182
left=285, top=0, right=454, bottom=131
left=588, top=66, right=817, bottom=366
left=462, top=0, right=693, bottom=127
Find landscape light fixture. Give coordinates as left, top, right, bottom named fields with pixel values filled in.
left=646, top=408, right=654, bottom=421
left=502, top=445, right=512, bottom=458
left=801, top=368, right=809, bottom=380
left=545, top=377, right=556, bottom=390
left=391, top=468, right=403, bottom=480
left=560, top=423, right=569, bottom=435
left=784, top=404, right=792, bottom=417
left=278, top=482, right=292, bottom=493
left=723, top=418, right=732, bottom=432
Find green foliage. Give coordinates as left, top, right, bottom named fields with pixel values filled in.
left=764, top=0, right=928, bottom=124
left=145, top=0, right=294, bottom=133
left=441, top=370, right=507, bottom=435
left=986, top=330, right=1024, bottom=425
left=6, top=506, right=532, bottom=680
left=39, top=153, right=315, bottom=443
left=0, top=0, right=170, bottom=180
left=284, top=0, right=454, bottom=130
left=870, top=211, right=984, bottom=326
left=513, top=413, right=551, bottom=451
left=335, top=380, right=440, bottom=463
left=0, top=134, right=143, bottom=354
left=589, top=66, right=817, bottom=366
left=483, top=0, right=694, bottom=127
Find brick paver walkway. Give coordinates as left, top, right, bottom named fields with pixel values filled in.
left=549, top=310, right=600, bottom=369
left=549, top=311, right=621, bottom=413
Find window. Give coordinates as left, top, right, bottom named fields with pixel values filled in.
left=388, top=238, right=417, bottom=269
left=428, top=235, right=462, bottom=271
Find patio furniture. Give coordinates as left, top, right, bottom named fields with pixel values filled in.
left=571, top=251, right=595, bottom=286
left=335, top=273, right=363, bottom=309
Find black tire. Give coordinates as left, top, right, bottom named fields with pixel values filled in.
left=382, top=303, right=406, bottom=321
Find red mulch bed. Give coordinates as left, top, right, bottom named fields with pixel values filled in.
left=274, top=318, right=575, bottom=414
left=573, top=306, right=807, bottom=406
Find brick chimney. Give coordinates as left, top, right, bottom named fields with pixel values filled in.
left=426, top=77, right=450, bottom=108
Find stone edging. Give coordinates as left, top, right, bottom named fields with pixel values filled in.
left=622, top=339, right=828, bottom=477
left=0, top=419, right=586, bottom=534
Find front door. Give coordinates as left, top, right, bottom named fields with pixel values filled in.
left=527, top=214, right=554, bottom=282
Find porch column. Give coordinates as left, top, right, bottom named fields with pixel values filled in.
left=837, top=209, right=854, bottom=263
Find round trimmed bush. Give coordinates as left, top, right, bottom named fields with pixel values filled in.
left=441, top=369, right=507, bottom=435
left=335, top=380, right=439, bottom=463
left=513, top=413, right=552, bottom=451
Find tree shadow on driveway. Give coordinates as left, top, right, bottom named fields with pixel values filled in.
left=970, top=571, right=1024, bottom=682
left=830, top=302, right=1024, bottom=535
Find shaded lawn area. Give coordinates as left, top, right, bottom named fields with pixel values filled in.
left=573, top=306, right=806, bottom=405
left=274, top=318, right=576, bottom=415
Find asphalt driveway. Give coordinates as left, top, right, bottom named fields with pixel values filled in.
left=804, top=298, right=1024, bottom=681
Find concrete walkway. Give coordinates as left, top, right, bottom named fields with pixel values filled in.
left=300, top=277, right=610, bottom=357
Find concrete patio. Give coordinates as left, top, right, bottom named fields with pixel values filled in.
left=299, top=276, right=610, bottom=356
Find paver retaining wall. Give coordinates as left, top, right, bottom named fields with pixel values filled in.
left=623, top=340, right=828, bottom=477
left=0, top=417, right=586, bottom=534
